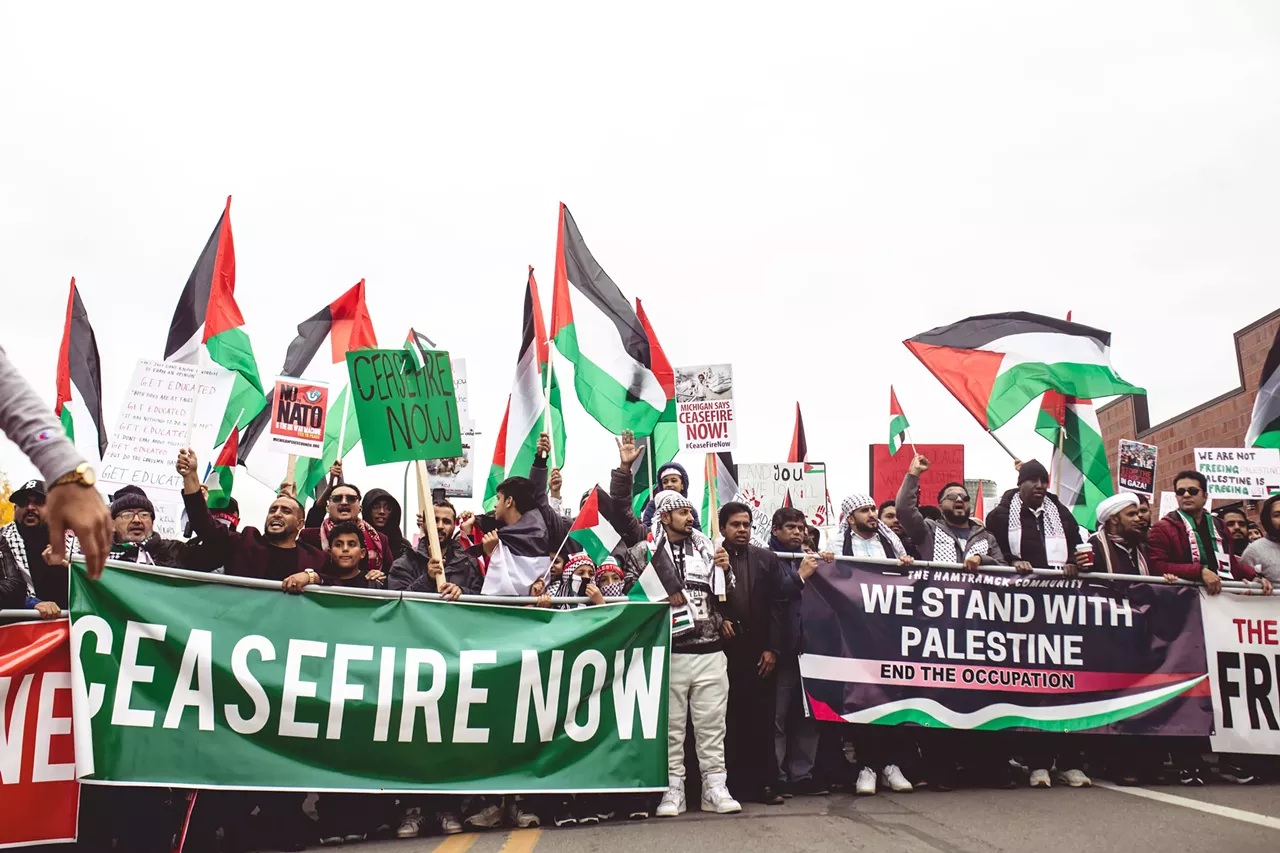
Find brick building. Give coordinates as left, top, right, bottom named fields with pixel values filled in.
left=1097, top=308, right=1280, bottom=517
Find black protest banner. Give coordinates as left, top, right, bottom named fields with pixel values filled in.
left=346, top=348, right=462, bottom=465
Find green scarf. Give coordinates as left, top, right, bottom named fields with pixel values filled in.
left=1176, top=510, right=1231, bottom=579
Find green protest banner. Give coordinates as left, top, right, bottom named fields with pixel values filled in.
left=69, top=562, right=670, bottom=792
left=346, top=348, right=463, bottom=465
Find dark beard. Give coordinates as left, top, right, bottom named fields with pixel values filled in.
left=263, top=528, right=296, bottom=545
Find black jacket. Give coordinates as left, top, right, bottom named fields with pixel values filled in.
left=390, top=538, right=483, bottom=595
left=0, top=537, right=27, bottom=608
left=721, top=541, right=788, bottom=657
left=984, top=489, right=1083, bottom=567
left=364, top=488, right=411, bottom=560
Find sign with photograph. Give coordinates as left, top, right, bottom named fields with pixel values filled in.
left=1117, top=439, right=1157, bottom=496
left=675, top=364, right=736, bottom=452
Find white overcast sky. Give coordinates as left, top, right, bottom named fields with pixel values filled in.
left=2, top=2, right=1278, bottom=529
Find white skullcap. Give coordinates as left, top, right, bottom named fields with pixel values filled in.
left=1095, top=492, right=1139, bottom=527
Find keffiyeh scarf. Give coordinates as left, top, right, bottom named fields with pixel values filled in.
left=932, top=524, right=990, bottom=564
left=2, top=523, right=78, bottom=596
left=837, top=495, right=907, bottom=560
left=1176, top=510, right=1232, bottom=579
left=319, top=517, right=385, bottom=573
left=1007, top=493, right=1069, bottom=566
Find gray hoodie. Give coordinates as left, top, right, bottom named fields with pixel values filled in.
left=0, top=344, right=84, bottom=482
left=895, top=472, right=1005, bottom=564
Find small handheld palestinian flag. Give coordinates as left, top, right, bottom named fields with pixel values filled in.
left=1246, top=323, right=1280, bottom=449
left=568, top=487, right=627, bottom=564
left=402, top=328, right=434, bottom=372
left=204, top=415, right=241, bottom=509
left=888, top=386, right=911, bottom=456
left=626, top=539, right=695, bottom=635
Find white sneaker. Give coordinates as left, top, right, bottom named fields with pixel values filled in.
left=856, top=766, right=877, bottom=795
left=440, top=813, right=463, bottom=835
left=1030, top=769, right=1051, bottom=788
left=656, top=779, right=686, bottom=817
left=882, top=765, right=913, bottom=793
left=465, top=803, right=504, bottom=828
left=1056, top=768, right=1092, bottom=788
left=396, top=810, right=425, bottom=839
left=700, top=772, right=742, bottom=814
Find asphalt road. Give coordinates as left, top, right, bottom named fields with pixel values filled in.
left=352, top=782, right=1280, bottom=853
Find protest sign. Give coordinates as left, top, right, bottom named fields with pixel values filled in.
left=267, top=377, right=329, bottom=458
left=736, top=463, right=831, bottom=533
left=1202, top=593, right=1280, bottom=755
left=347, top=349, right=462, bottom=466
left=675, top=364, right=736, bottom=452
left=870, top=443, right=964, bottom=507
left=800, top=561, right=1211, bottom=735
left=1117, top=439, right=1157, bottom=496
left=0, top=620, right=79, bottom=849
left=1194, top=447, right=1280, bottom=499
left=99, top=359, right=234, bottom=493
left=424, top=358, right=475, bottom=498
left=69, top=562, right=670, bottom=792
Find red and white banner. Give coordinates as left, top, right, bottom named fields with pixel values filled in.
left=1, top=620, right=79, bottom=848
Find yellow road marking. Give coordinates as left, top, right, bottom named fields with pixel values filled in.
left=429, top=832, right=482, bottom=853
left=498, top=828, right=543, bottom=853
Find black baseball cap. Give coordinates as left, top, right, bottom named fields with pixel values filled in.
left=11, top=480, right=46, bottom=505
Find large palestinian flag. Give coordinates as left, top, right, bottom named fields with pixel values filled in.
left=905, top=313, right=1142, bottom=430
left=1035, top=391, right=1113, bottom=529
left=163, top=196, right=267, bottom=448
left=240, top=280, right=378, bottom=499
left=630, top=298, right=678, bottom=515
left=550, top=204, right=666, bottom=436
left=55, top=278, right=108, bottom=459
left=1246, top=324, right=1280, bottom=449
left=481, top=268, right=567, bottom=511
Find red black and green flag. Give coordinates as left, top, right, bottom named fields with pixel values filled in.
left=787, top=402, right=808, bottom=463
left=163, top=196, right=267, bottom=451
left=54, top=277, right=107, bottom=459
left=904, top=312, right=1142, bottom=430
left=630, top=298, right=679, bottom=515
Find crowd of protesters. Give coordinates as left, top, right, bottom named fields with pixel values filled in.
left=3, top=430, right=1280, bottom=851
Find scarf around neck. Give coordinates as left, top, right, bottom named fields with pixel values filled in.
left=1008, top=493, right=1068, bottom=566
left=319, top=517, right=384, bottom=573
left=1176, top=510, right=1231, bottom=579
left=932, top=522, right=990, bottom=564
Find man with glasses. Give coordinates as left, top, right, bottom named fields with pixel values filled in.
left=103, top=485, right=202, bottom=567
left=1149, top=471, right=1270, bottom=594
left=299, top=482, right=392, bottom=577
left=895, top=454, right=1004, bottom=567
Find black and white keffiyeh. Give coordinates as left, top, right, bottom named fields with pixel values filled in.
left=1007, top=493, right=1069, bottom=566
left=1, top=523, right=77, bottom=597
left=932, top=525, right=990, bottom=564
left=654, top=491, right=727, bottom=593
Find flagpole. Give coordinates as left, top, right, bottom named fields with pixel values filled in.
left=705, top=452, right=721, bottom=540
left=416, top=460, right=443, bottom=564
left=904, top=426, right=919, bottom=457
left=542, top=347, right=558, bottom=470
left=1053, top=422, right=1066, bottom=492
left=985, top=429, right=1020, bottom=462
left=647, top=434, right=657, bottom=502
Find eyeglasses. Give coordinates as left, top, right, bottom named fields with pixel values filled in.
left=943, top=493, right=970, bottom=503
left=1175, top=487, right=1203, bottom=497
left=116, top=510, right=153, bottom=522
left=330, top=494, right=359, bottom=504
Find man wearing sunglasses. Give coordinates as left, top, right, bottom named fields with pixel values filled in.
left=895, top=454, right=1004, bottom=568
left=299, top=482, right=393, bottom=578
left=1148, top=471, right=1270, bottom=595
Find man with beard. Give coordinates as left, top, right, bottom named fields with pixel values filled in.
left=896, top=456, right=1004, bottom=568
left=300, top=483, right=392, bottom=577
left=103, top=485, right=214, bottom=569
left=178, top=448, right=326, bottom=580
left=390, top=499, right=481, bottom=599
left=1218, top=507, right=1252, bottom=558
left=364, top=488, right=411, bottom=560
left=770, top=506, right=829, bottom=796
left=0, top=480, right=77, bottom=616
left=718, top=501, right=787, bottom=805
left=1083, top=493, right=1151, bottom=575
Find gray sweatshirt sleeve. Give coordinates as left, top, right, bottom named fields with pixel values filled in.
left=0, top=344, right=85, bottom=482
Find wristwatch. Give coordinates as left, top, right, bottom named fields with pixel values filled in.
left=50, top=463, right=97, bottom=490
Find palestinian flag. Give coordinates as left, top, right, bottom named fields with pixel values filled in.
left=888, top=387, right=910, bottom=456
left=55, top=278, right=107, bottom=459
left=904, top=313, right=1143, bottom=430
left=701, top=452, right=738, bottom=530
left=163, top=196, right=267, bottom=447
left=568, top=487, right=630, bottom=563
left=240, top=280, right=378, bottom=499
left=1035, top=391, right=1113, bottom=529
left=788, top=402, right=808, bottom=463
left=203, top=420, right=240, bottom=509
left=550, top=204, right=666, bottom=435
left=1246, top=324, right=1280, bottom=449
left=482, top=398, right=511, bottom=512
left=402, top=328, right=435, bottom=372
left=480, top=517, right=551, bottom=596
left=627, top=544, right=684, bottom=603
left=630, top=298, right=679, bottom=515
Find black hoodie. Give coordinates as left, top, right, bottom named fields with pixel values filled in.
left=363, top=488, right=410, bottom=559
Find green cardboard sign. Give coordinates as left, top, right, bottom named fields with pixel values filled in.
left=346, top=348, right=462, bottom=464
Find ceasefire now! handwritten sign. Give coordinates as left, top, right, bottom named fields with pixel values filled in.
left=346, top=349, right=462, bottom=465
